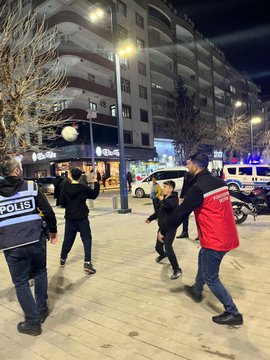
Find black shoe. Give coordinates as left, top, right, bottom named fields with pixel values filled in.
left=176, top=232, right=189, bottom=239
left=60, top=258, right=66, bottom=267
left=155, top=254, right=167, bottom=263
left=17, top=321, right=42, bottom=336
left=184, top=285, right=203, bottom=302
left=212, top=312, right=243, bottom=325
left=194, top=237, right=199, bottom=242
left=171, top=269, right=182, bottom=280
left=39, top=308, right=49, bottom=324
left=84, top=261, right=96, bottom=274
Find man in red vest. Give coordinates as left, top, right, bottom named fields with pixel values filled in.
left=158, top=153, right=243, bottom=325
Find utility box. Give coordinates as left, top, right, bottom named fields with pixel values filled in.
left=112, top=196, right=118, bottom=209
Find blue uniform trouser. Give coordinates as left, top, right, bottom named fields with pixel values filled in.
left=4, top=234, right=48, bottom=324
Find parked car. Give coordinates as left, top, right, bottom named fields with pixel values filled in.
left=24, top=177, right=55, bottom=194
left=222, top=164, right=270, bottom=192
left=132, top=167, right=187, bottom=198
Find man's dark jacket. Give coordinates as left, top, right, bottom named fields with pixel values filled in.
left=147, top=191, right=179, bottom=232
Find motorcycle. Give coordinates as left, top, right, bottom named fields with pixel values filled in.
left=230, top=184, right=270, bottom=224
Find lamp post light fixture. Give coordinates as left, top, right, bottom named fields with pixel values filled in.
left=235, top=101, right=242, bottom=108
left=250, top=116, right=262, bottom=156
left=89, top=3, right=134, bottom=213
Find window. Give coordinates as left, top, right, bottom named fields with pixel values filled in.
left=151, top=82, right=162, bottom=89
left=239, top=167, right=252, bottom=176
left=120, top=57, right=129, bottom=70
left=163, top=171, right=181, bottom=180
left=89, top=101, right=97, bottom=110
left=139, top=85, right=147, bottom=99
left=138, top=61, right=146, bottom=76
left=149, top=5, right=171, bottom=28
left=117, top=0, right=127, bottom=16
left=141, top=133, right=150, bottom=146
left=230, top=85, right=236, bottom=93
left=136, top=37, right=145, bottom=51
left=110, top=105, right=116, bottom=117
left=59, top=100, right=67, bottom=110
left=149, top=171, right=164, bottom=181
left=121, top=78, right=130, bottom=93
left=228, top=168, right=236, bottom=175
left=256, top=167, right=270, bottom=176
left=87, top=73, right=95, bottom=83
left=118, top=25, right=128, bottom=40
left=53, top=102, right=58, bottom=112
left=124, top=131, right=133, bottom=144
left=122, top=104, right=132, bottom=118
left=135, top=13, right=144, bottom=29
left=140, top=109, right=148, bottom=123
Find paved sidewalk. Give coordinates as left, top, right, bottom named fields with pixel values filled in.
left=0, top=195, right=270, bottom=360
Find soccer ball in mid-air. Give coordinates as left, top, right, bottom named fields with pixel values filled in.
left=61, top=126, right=78, bottom=142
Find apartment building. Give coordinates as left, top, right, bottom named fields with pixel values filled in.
left=5, top=0, right=263, bottom=175
left=146, top=0, right=262, bottom=163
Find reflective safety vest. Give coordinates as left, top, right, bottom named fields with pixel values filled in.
left=0, top=181, right=42, bottom=251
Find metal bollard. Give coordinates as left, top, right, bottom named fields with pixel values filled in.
left=112, top=196, right=118, bottom=209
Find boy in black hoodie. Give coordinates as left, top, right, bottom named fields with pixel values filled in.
left=146, top=180, right=182, bottom=280
left=59, top=167, right=100, bottom=274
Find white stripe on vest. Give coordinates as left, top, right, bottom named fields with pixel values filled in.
left=0, top=213, right=41, bottom=227
left=0, top=180, right=38, bottom=201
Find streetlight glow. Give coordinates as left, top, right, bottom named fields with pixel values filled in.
left=89, top=8, right=104, bottom=22
left=251, top=116, right=261, bottom=125
left=235, top=101, right=242, bottom=108
left=117, top=44, right=135, bottom=57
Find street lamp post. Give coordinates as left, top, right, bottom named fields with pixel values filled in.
left=89, top=3, right=133, bottom=213
left=87, top=109, right=97, bottom=170
left=250, top=116, right=261, bottom=156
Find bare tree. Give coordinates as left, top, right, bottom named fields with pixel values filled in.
left=217, top=113, right=250, bottom=162
left=257, top=130, right=270, bottom=163
left=172, top=78, right=208, bottom=160
left=0, top=2, right=68, bottom=158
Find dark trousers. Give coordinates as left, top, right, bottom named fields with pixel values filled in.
left=182, top=216, right=189, bottom=233
left=193, top=248, right=239, bottom=315
left=155, top=229, right=180, bottom=272
left=152, top=198, right=160, bottom=212
left=61, top=218, right=92, bottom=262
left=4, top=235, right=48, bottom=324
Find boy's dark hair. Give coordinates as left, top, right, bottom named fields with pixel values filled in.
left=71, top=167, right=82, bottom=180
left=163, top=180, right=176, bottom=190
left=189, top=153, right=209, bottom=169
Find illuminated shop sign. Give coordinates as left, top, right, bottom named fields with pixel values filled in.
left=95, top=146, right=120, bottom=157
left=32, top=151, right=57, bottom=162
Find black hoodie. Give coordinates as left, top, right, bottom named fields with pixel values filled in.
left=147, top=191, right=179, bottom=232
left=0, top=176, right=57, bottom=233
left=60, top=181, right=100, bottom=220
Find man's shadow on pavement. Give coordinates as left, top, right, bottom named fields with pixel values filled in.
left=48, top=257, right=93, bottom=311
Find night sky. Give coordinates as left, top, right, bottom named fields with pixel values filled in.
left=171, top=0, right=270, bottom=95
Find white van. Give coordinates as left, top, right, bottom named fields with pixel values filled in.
left=223, top=164, right=270, bottom=191
left=132, top=167, right=187, bottom=198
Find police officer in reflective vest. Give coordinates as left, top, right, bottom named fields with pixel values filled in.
left=0, top=157, right=58, bottom=336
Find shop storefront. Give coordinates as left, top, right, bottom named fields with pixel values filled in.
left=20, top=144, right=155, bottom=185
left=154, top=138, right=177, bottom=167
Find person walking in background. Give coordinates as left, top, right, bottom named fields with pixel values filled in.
left=127, top=171, right=133, bottom=192
left=159, top=153, right=243, bottom=325
left=96, top=170, right=101, bottom=183
left=146, top=180, right=182, bottom=280
left=59, top=167, right=100, bottom=274
left=176, top=170, right=195, bottom=239
left=53, top=174, right=61, bottom=206
left=79, top=171, right=88, bottom=186
left=87, top=169, right=95, bottom=185
left=150, top=176, right=162, bottom=212
left=0, top=157, right=58, bottom=336
left=102, top=172, right=106, bottom=189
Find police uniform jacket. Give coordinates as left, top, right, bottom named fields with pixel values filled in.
left=0, top=176, right=57, bottom=251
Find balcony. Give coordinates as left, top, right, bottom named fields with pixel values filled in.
left=148, top=17, right=173, bottom=40
left=45, top=11, right=111, bottom=42
left=151, top=87, right=173, bottom=99
left=67, top=76, right=116, bottom=98
left=177, top=56, right=196, bottom=72
left=149, top=36, right=174, bottom=60
left=60, top=108, right=117, bottom=127
left=59, top=44, right=114, bottom=72
left=150, top=62, right=177, bottom=80
left=152, top=106, right=176, bottom=120
left=197, top=53, right=212, bottom=67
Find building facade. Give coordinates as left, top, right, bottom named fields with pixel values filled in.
left=5, top=0, right=263, bottom=175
